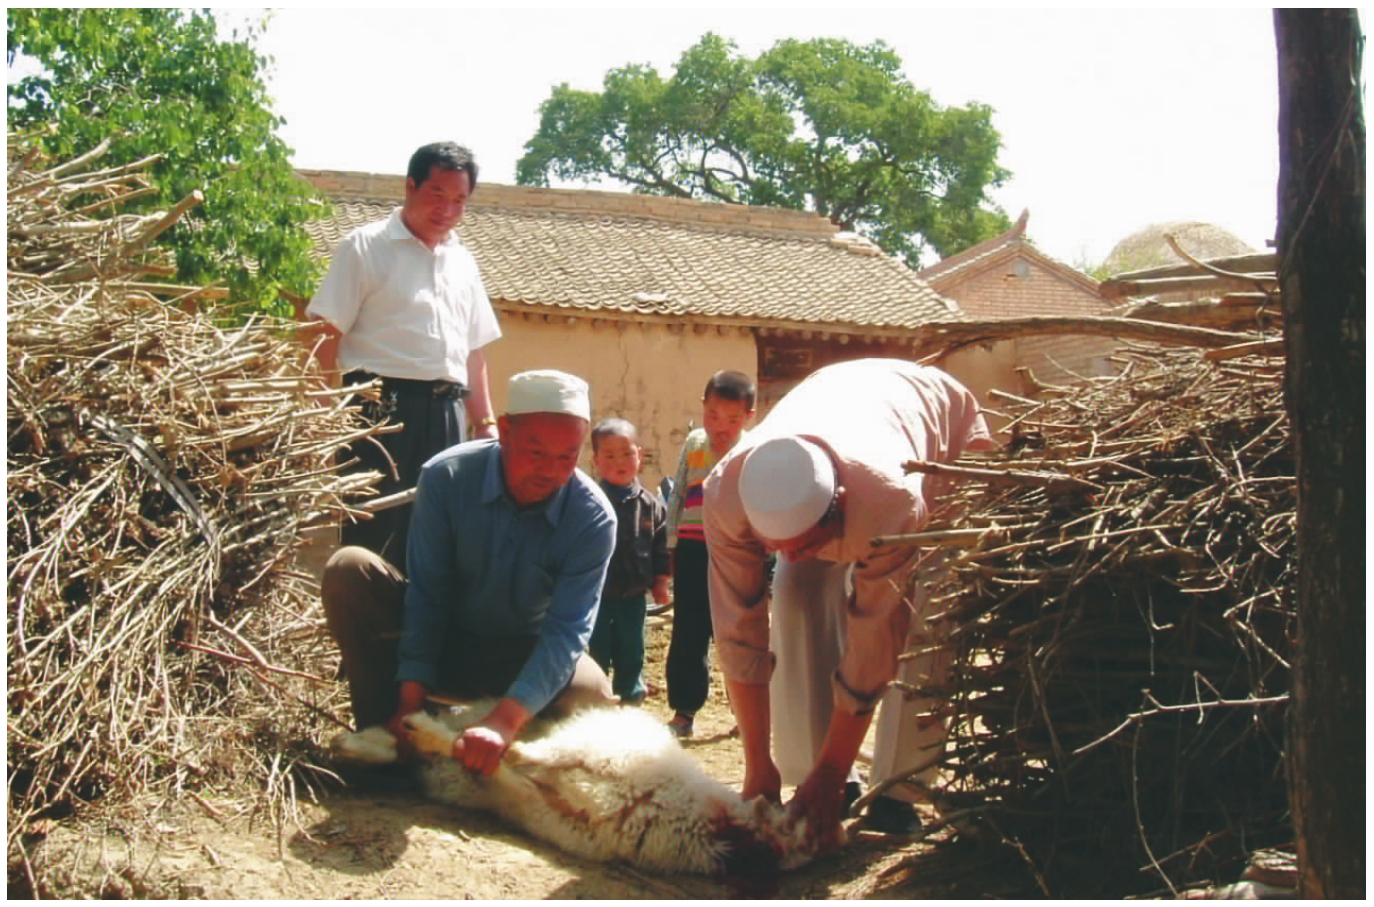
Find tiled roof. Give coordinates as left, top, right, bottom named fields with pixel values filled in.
left=300, top=170, right=963, bottom=333
left=917, top=210, right=1099, bottom=297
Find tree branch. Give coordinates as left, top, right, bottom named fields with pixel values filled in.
left=1073, top=693, right=1288, bottom=756
left=914, top=315, right=1264, bottom=357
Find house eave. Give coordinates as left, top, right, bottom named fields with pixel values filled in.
left=494, top=301, right=943, bottom=344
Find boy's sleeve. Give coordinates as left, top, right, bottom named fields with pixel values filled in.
left=651, top=492, right=671, bottom=577
left=665, top=434, right=692, bottom=549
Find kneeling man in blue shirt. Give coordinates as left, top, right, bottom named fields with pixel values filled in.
left=323, top=369, right=617, bottom=775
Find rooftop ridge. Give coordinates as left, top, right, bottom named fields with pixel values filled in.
left=297, top=169, right=840, bottom=238
left=918, top=212, right=1027, bottom=283
left=920, top=235, right=1100, bottom=297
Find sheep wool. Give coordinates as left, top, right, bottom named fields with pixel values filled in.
left=332, top=704, right=822, bottom=883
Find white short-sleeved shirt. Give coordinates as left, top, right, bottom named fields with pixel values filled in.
left=306, top=209, right=502, bottom=382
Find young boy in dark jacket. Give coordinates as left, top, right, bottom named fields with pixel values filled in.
left=588, top=418, right=671, bottom=704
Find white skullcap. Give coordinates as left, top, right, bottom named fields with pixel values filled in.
left=506, top=370, right=591, bottom=420
left=738, top=436, right=836, bottom=541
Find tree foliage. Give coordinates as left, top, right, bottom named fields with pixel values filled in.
left=7, top=8, right=325, bottom=315
left=518, top=34, right=1011, bottom=266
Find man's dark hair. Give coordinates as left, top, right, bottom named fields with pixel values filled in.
left=591, top=417, right=638, bottom=454
left=407, top=141, right=479, bottom=191
left=704, top=370, right=756, bottom=410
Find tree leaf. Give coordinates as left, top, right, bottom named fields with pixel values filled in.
left=517, top=33, right=1012, bottom=267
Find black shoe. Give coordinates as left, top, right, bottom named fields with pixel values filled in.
left=865, top=795, right=922, bottom=835
left=843, top=780, right=863, bottom=812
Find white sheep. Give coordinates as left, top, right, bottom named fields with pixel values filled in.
left=331, top=703, right=822, bottom=884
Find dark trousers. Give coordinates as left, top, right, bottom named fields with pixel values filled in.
left=342, top=376, right=466, bottom=572
left=588, top=593, right=648, bottom=702
left=320, top=546, right=614, bottom=729
left=665, top=539, right=712, bottom=715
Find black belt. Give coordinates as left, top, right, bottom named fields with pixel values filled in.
left=345, top=370, right=468, bottom=401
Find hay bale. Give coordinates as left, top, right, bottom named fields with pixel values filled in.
left=6, top=137, right=383, bottom=862
left=923, top=348, right=1293, bottom=898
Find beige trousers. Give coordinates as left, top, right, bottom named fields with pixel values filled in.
left=767, top=558, right=949, bottom=802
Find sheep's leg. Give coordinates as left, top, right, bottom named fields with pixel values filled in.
left=330, top=726, right=399, bottom=764
left=406, top=712, right=560, bottom=769
left=404, top=712, right=458, bottom=758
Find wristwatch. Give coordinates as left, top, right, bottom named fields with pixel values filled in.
left=474, top=416, right=497, bottom=429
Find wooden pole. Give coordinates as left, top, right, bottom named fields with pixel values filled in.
left=1274, top=8, right=1365, bottom=899
left=912, top=315, right=1261, bottom=355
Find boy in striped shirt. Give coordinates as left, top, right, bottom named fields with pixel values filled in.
left=663, top=370, right=756, bottom=737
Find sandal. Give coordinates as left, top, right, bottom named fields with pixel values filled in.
left=666, top=713, right=695, bottom=739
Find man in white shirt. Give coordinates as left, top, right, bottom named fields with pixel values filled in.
left=308, top=142, right=502, bottom=568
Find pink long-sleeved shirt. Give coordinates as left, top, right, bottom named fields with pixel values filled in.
left=703, top=359, right=993, bottom=715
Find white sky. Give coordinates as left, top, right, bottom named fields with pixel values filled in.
left=250, top=7, right=1295, bottom=267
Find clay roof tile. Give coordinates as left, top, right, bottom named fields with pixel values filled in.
left=300, top=170, right=962, bottom=332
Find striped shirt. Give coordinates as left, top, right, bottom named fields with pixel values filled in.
left=666, top=427, right=747, bottom=548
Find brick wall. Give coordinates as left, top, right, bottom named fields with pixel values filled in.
left=938, top=255, right=1118, bottom=388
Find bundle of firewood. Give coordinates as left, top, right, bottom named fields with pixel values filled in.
left=6, top=137, right=381, bottom=854
left=911, top=346, right=1293, bottom=898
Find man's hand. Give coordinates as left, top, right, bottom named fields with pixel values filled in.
left=385, top=680, right=430, bottom=764
left=302, top=317, right=343, bottom=390
left=742, top=758, right=783, bottom=804
left=650, top=574, right=671, bottom=606
left=726, top=678, right=779, bottom=802
left=451, top=696, right=530, bottom=776
left=787, top=764, right=848, bottom=852
left=470, top=422, right=499, bottom=441
left=382, top=713, right=421, bottom=763
left=453, top=724, right=510, bottom=776
left=787, top=702, right=874, bottom=851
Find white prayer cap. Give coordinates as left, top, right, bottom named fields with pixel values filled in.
left=738, top=436, right=835, bottom=541
left=506, top=370, right=591, bottom=421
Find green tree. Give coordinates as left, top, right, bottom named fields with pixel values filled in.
left=7, top=8, right=324, bottom=315
left=518, top=33, right=1011, bottom=266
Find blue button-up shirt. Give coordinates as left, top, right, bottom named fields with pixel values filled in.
left=397, top=439, right=616, bottom=715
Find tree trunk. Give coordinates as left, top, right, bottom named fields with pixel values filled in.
left=1274, top=9, right=1366, bottom=899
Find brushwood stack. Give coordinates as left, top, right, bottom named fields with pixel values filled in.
left=914, top=318, right=1292, bottom=893
left=6, top=137, right=382, bottom=857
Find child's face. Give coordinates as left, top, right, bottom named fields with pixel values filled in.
left=593, top=432, right=642, bottom=486
left=703, top=393, right=755, bottom=456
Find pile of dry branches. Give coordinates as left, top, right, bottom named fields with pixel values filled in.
left=7, top=138, right=380, bottom=866
left=914, top=346, right=1294, bottom=898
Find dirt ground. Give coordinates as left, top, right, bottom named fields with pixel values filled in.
left=18, top=610, right=1027, bottom=900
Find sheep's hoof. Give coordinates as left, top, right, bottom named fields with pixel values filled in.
left=331, top=726, right=398, bottom=764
